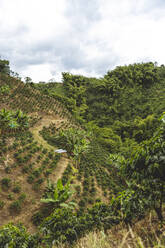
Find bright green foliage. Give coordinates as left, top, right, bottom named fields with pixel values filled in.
left=91, top=126, right=122, bottom=153
left=110, top=187, right=148, bottom=224
left=0, top=85, right=10, bottom=95
left=0, top=109, right=29, bottom=132
left=0, top=223, right=39, bottom=248
left=45, top=127, right=90, bottom=157
left=41, top=179, right=76, bottom=209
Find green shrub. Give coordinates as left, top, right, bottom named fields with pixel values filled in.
left=32, top=212, right=44, bottom=226
left=18, top=193, right=26, bottom=203
left=0, top=223, right=40, bottom=247
left=41, top=203, right=120, bottom=246
left=7, top=193, right=14, bottom=200
left=12, top=184, right=21, bottom=193
left=27, top=174, right=35, bottom=184
left=1, top=177, right=12, bottom=190
left=9, top=200, right=22, bottom=213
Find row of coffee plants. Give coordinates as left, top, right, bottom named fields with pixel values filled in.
left=39, top=123, right=121, bottom=210
left=0, top=175, right=27, bottom=214
left=0, top=130, right=62, bottom=220
left=0, top=75, right=81, bottom=131
left=1, top=79, right=78, bottom=124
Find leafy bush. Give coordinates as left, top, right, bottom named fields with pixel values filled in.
left=9, top=200, right=22, bottom=213
left=0, top=223, right=40, bottom=248
left=12, top=184, right=21, bottom=193
left=41, top=203, right=120, bottom=246
left=1, top=177, right=12, bottom=190
left=120, top=113, right=165, bottom=221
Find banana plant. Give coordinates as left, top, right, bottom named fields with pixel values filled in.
left=0, top=109, right=12, bottom=129
left=41, top=179, right=77, bottom=209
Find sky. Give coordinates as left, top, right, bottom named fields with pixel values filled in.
left=0, top=0, right=165, bottom=82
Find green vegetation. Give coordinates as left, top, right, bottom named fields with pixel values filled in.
left=0, top=59, right=10, bottom=75
left=0, top=60, right=165, bottom=247
left=0, top=223, right=39, bottom=247
left=1, top=178, right=12, bottom=190
left=0, top=109, right=29, bottom=134
left=41, top=179, right=76, bottom=209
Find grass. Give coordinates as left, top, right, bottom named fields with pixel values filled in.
left=73, top=229, right=165, bottom=248
left=52, top=229, right=165, bottom=248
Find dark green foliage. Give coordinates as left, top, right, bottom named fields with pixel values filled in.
left=38, top=63, right=165, bottom=157
left=32, top=211, right=44, bottom=226
left=1, top=177, right=12, bottom=190
left=0, top=59, right=10, bottom=74
left=9, top=193, right=26, bottom=214
left=9, top=200, right=22, bottom=213
left=61, top=63, right=161, bottom=126
left=105, top=62, right=159, bottom=88
left=41, top=203, right=120, bottom=246
left=12, top=184, right=21, bottom=193
left=118, top=114, right=165, bottom=221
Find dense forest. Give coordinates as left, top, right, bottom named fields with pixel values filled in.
left=0, top=59, right=165, bottom=247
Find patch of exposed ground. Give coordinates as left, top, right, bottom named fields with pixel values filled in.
left=0, top=114, right=70, bottom=233
left=30, top=115, right=66, bottom=150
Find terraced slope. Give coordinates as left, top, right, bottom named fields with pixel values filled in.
left=0, top=74, right=119, bottom=232
left=0, top=75, right=77, bottom=231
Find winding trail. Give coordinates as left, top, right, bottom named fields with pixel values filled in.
left=30, top=115, right=69, bottom=180
left=30, top=116, right=66, bottom=150
left=12, top=115, right=71, bottom=233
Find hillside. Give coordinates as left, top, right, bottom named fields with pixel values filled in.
left=0, top=71, right=120, bottom=231
left=0, top=61, right=165, bottom=247
left=0, top=73, right=75, bottom=231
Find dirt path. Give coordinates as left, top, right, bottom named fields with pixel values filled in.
left=19, top=115, right=70, bottom=232
left=30, top=115, right=66, bottom=150
left=49, top=156, right=70, bottom=182
left=30, top=116, right=69, bottom=174
left=30, top=115, right=70, bottom=183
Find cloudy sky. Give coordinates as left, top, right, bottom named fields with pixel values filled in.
left=0, top=0, right=165, bottom=82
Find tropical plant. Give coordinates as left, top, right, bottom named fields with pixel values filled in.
left=41, top=179, right=76, bottom=210
left=0, top=85, right=10, bottom=95
left=120, top=113, right=165, bottom=221
left=0, top=108, right=29, bottom=133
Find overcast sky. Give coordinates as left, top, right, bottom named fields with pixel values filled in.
left=0, top=0, right=165, bottom=82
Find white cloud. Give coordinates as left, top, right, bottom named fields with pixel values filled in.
left=0, top=0, right=165, bottom=82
